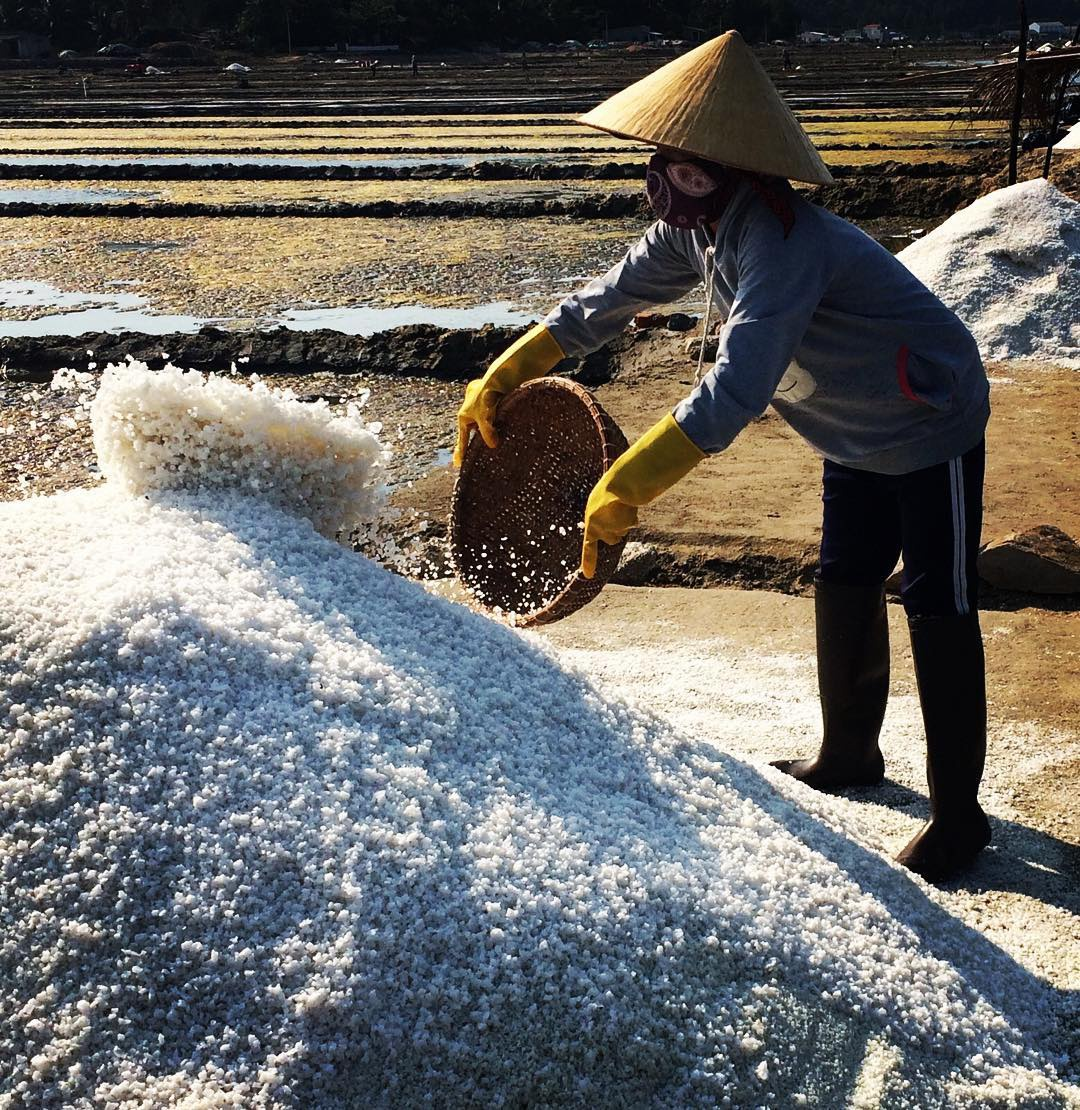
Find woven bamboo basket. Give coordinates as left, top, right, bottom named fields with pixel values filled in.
left=450, top=377, right=629, bottom=626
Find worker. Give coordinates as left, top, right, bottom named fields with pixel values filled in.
left=453, top=32, right=992, bottom=884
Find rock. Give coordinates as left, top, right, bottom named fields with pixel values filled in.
left=634, top=311, right=697, bottom=334
left=612, top=541, right=660, bottom=586
left=568, top=345, right=618, bottom=387
left=978, top=525, right=1080, bottom=595
left=684, top=336, right=720, bottom=361
left=470, top=160, right=501, bottom=179
left=664, top=312, right=696, bottom=333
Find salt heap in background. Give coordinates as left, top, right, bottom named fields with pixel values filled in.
left=0, top=366, right=1075, bottom=1107
left=900, top=178, right=1080, bottom=366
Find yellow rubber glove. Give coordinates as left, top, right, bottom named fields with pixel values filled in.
left=580, top=413, right=705, bottom=579
left=452, top=324, right=565, bottom=466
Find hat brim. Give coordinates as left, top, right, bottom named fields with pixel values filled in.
left=579, top=118, right=835, bottom=184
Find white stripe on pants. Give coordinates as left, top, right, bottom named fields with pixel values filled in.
left=949, top=457, right=969, bottom=615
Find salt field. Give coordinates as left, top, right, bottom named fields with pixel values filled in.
left=0, top=31, right=1078, bottom=1110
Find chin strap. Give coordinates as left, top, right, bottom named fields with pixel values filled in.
left=695, top=232, right=718, bottom=386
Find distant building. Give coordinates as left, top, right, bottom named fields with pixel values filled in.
left=863, top=23, right=885, bottom=42
left=1029, top=21, right=1068, bottom=39
left=0, top=30, right=52, bottom=59
left=608, top=26, right=652, bottom=44
left=842, top=29, right=863, bottom=43
left=798, top=31, right=830, bottom=45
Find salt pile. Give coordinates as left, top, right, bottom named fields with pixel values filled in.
left=899, top=178, right=1080, bottom=366
left=1, top=366, right=1075, bottom=1107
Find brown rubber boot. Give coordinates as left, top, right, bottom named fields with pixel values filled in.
left=772, top=578, right=889, bottom=792
left=896, top=613, right=991, bottom=882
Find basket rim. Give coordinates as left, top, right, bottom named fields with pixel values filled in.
left=449, top=376, right=628, bottom=626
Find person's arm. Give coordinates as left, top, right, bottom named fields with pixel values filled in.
left=580, top=205, right=832, bottom=574
left=543, top=221, right=701, bottom=358
left=674, top=207, right=831, bottom=454
left=455, top=223, right=699, bottom=464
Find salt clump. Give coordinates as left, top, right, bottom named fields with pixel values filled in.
left=92, top=362, right=386, bottom=537
left=0, top=365, right=1075, bottom=1107
left=899, top=178, right=1080, bottom=366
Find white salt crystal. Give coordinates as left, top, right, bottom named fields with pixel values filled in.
left=900, top=179, right=1080, bottom=366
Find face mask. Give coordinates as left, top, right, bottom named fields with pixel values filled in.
left=645, top=151, right=733, bottom=230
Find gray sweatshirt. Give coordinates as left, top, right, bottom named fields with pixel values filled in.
left=543, top=179, right=989, bottom=474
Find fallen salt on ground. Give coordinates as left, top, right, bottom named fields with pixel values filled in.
left=899, top=178, right=1080, bottom=367
left=0, top=367, right=1076, bottom=1107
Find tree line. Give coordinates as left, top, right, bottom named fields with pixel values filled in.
left=3, top=0, right=1074, bottom=52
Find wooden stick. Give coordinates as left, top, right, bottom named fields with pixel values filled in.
left=894, top=48, right=1080, bottom=86
left=1010, top=2, right=1029, bottom=185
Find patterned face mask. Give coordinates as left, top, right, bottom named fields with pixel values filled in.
left=645, top=151, right=734, bottom=230
left=645, top=150, right=797, bottom=238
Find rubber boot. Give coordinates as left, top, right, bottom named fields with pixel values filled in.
left=772, top=578, right=889, bottom=791
left=895, top=613, right=991, bottom=882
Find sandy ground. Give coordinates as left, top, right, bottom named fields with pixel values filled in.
left=523, top=585, right=1079, bottom=1076
left=599, top=342, right=1080, bottom=551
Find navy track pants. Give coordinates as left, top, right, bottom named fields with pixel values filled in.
left=818, top=440, right=985, bottom=618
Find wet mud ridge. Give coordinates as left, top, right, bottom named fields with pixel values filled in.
left=0, top=179, right=985, bottom=224
left=0, top=193, right=648, bottom=220
left=0, top=158, right=994, bottom=222
left=389, top=507, right=1080, bottom=614
left=0, top=323, right=618, bottom=383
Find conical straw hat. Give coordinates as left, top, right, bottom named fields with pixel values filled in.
left=579, top=31, right=834, bottom=185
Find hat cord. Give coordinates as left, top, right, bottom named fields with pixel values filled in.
left=695, top=240, right=717, bottom=386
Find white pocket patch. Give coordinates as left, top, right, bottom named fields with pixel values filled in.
left=773, top=360, right=817, bottom=404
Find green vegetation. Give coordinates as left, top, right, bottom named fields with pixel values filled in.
left=3, top=0, right=1077, bottom=52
